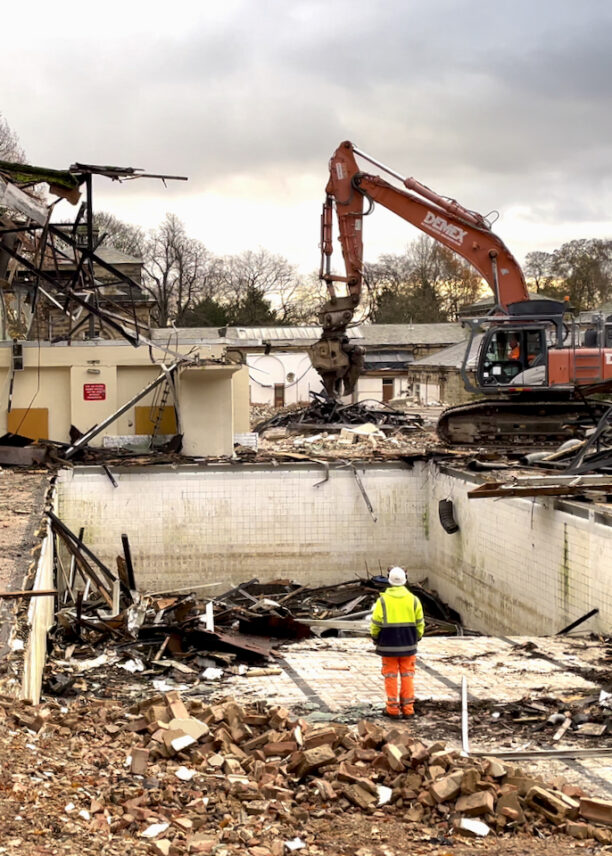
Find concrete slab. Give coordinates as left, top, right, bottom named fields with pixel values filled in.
left=224, top=635, right=612, bottom=799
left=227, top=636, right=604, bottom=712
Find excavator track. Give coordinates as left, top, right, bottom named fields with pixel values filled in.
left=437, top=398, right=610, bottom=446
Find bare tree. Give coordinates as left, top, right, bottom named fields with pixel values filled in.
left=143, top=213, right=219, bottom=327
left=216, top=248, right=307, bottom=324
left=437, top=246, right=484, bottom=319
left=366, top=236, right=484, bottom=323
left=0, top=113, right=25, bottom=162
left=524, top=250, right=553, bottom=293
left=93, top=211, right=145, bottom=258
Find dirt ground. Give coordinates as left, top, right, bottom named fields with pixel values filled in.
left=306, top=814, right=603, bottom=854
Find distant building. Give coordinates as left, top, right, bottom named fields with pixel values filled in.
left=163, top=323, right=467, bottom=407
left=355, top=323, right=467, bottom=403
left=406, top=336, right=483, bottom=406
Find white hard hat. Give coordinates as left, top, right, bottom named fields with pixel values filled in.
left=388, top=566, right=407, bottom=586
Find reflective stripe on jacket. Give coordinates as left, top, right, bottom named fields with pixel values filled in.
left=370, top=585, right=425, bottom=657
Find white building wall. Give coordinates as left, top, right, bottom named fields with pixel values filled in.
left=417, top=380, right=441, bottom=405
left=247, top=352, right=323, bottom=405
left=353, top=377, right=382, bottom=403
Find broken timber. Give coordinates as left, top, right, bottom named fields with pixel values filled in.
left=0, top=589, right=56, bottom=599
left=469, top=474, right=612, bottom=499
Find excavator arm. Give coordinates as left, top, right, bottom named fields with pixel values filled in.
left=311, top=140, right=529, bottom=395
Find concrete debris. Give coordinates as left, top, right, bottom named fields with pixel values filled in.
left=46, top=575, right=470, bottom=698
left=0, top=689, right=610, bottom=853
left=455, top=817, right=491, bottom=837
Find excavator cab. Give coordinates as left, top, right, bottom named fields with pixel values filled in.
left=477, top=326, right=550, bottom=388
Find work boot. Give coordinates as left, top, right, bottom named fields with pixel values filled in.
left=384, top=708, right=401, bottom=720
left=402, top=707, right=414, bottom=719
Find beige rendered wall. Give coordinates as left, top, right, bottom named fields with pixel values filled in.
left=232, top=366, right=251, bottom=434
left=70, top=365, right=118, bottom=445
left=0, top=341, right=236, bottom=449
left=179, top=367, right=236, bottom=457
left=0, top=366, right=71, bottom=439
left=116, top=366, right=173, bottom=435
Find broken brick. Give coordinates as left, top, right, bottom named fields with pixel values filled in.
left=527, top=786, right=578, bottom=825
left=292, top=745, right=337, bottom=779
left=430, top=772, right=463, bottom=803
left=455, top=790, right=495, bottom=817
left=496, top=790, right=525, bottom=824
left=382, top=743, right=408, bottom=771
left=130, top=747, right=149, bottom=775
left=579, top=797, right=612, bottom=827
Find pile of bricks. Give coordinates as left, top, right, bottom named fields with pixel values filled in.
left=4, top=688, right=612, bottom=854
left=121, top=691, right=612, bottom=851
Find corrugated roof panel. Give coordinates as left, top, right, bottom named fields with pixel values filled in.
left=228, top=326, right=363, bottom=341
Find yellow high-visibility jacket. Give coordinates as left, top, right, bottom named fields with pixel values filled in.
left=370, top=585, right=424, bottom=657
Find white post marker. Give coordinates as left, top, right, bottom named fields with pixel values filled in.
left=461, top=675, right=470, bottom=756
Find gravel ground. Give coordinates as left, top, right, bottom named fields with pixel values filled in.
left=0, top=467, right=49, bottom=652
left=0, top=468, right=48, bottom=590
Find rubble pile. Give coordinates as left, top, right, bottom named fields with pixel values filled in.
left=253, top=393, right=424, bottom=436
left=3, top=690, right=612, bottom=855
left=44, top=577, right=468, bottom=696
left=255, top=428, right=437, bottom=461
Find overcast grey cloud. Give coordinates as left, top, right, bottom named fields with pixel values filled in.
left=1, top=0, right=612, bottom=268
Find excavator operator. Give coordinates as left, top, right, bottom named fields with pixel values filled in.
left=508, top=335, right=521, bottom=361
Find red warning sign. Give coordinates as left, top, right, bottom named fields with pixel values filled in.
left=83, top=383, right=106, bottom=401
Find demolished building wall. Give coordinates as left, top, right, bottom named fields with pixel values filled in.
left=426, top=463, right=612, bottom=635
left=0, top=340, right=249, bottom=455
left=55, top=461, right=612, bottom=636
left=56, top=463, right=428, bottom=591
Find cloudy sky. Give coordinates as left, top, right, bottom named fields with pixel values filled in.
left=2, top=0, right=612, bottom=273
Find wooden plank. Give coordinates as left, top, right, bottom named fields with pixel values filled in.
left=0, top=177, right=49, bottom=225
left=469, top=482, right=612, bottom=499
left=0, top=589, right=56, bottom=599
left=54, top=529, right=113, bottom=607
left=48, top=511, right=118, bottom=586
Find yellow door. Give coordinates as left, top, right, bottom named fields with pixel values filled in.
left=134, top=406, right=178, bottom=435
left=7, top=408, right=49, bottom=441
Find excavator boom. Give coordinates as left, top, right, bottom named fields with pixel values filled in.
left=311, top=141, right=612, bottom=447
left=311, top=141, right=528, bottom=395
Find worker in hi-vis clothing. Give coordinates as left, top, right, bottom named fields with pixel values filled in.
left=370, top=567, right=424, bottom=719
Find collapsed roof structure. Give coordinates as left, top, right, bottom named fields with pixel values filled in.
left=0, top=158, right=185, bottom=347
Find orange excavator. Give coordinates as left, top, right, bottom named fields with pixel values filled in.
left=310, top=141, right=612, bottom=445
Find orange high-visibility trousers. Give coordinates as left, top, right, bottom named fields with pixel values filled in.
left=381, top=655, right=416, bottom=715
